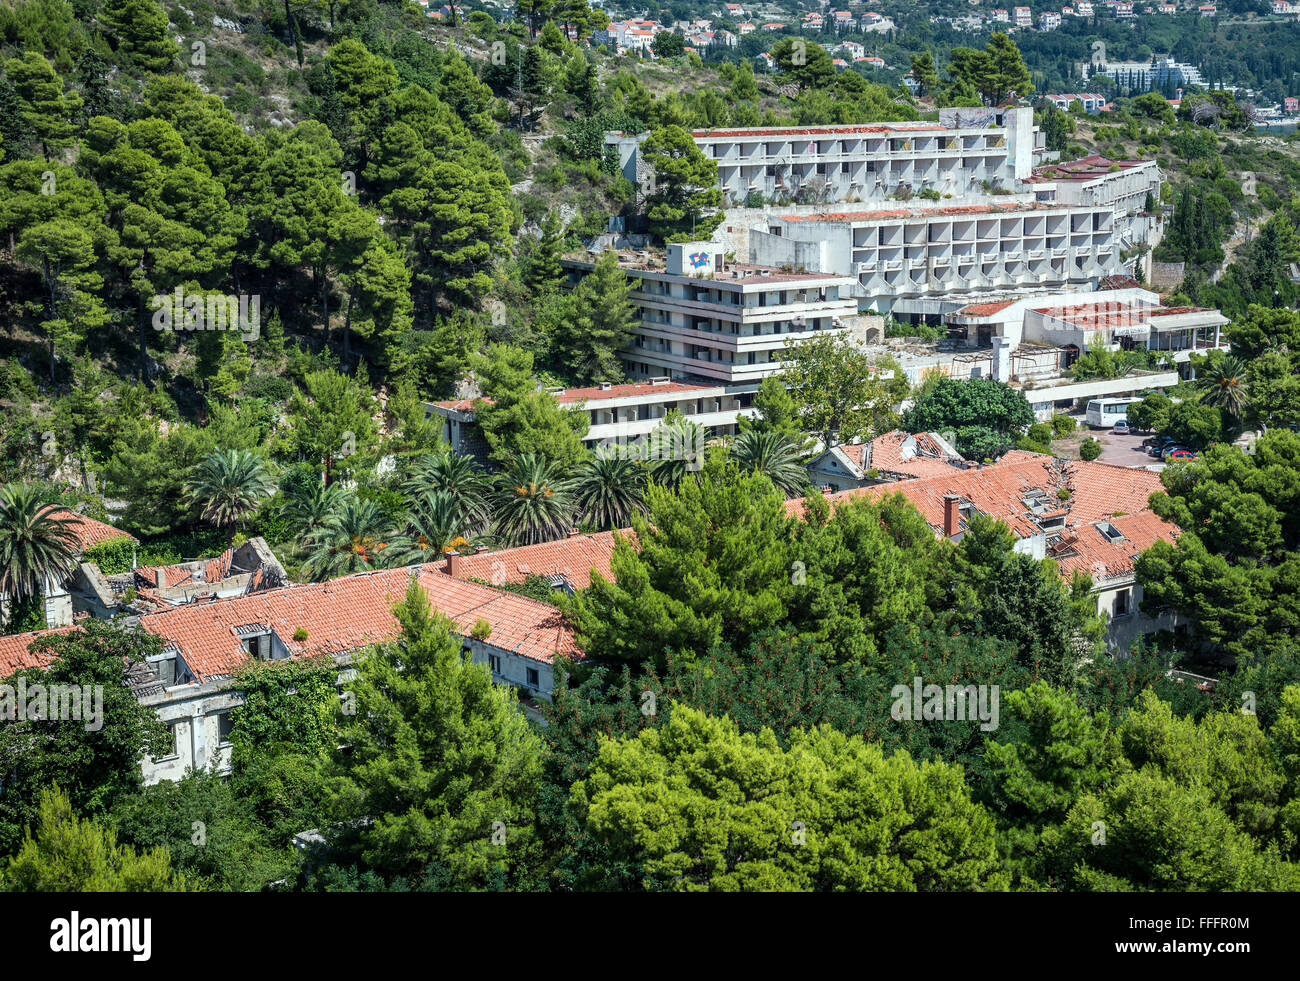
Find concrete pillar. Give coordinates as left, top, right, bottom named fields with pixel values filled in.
left=190, top=705, right=207, bottom=773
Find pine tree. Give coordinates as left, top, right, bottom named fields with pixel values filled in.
left=524, top=210, right=565, bottom=295
left=6, top=787, right=187, bottom=891
left=642, top=124, right=724, bottom=242
left=4, top=53, right=81, bottom=161
left=330, top=580, right=546, bottom=886
left=99, top=0, right=179, bottom=73
left=558, top=249, right=636, bottom=384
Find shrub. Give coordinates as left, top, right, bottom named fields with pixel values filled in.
left=292, top=627, right=309, bottom=643
left=1049, top=413, right=1076, bottom=437
left=1027, top=422, right=1053, bottom=445
left=81, top=536, right=137, bottom=575
left=1079, top=437, right=1102, bottom=461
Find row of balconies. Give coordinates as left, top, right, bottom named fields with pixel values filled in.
left=711, top=139, right=1008, bottom=163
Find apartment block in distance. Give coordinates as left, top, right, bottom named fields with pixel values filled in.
left=606, top=108, right=1040, bottom=207
left=752, top=201, right=1122, bottom=312
left=560, top=242, right=860, bottom=386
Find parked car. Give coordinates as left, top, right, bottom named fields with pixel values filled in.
left=1147, top=436, right=1179, bottom=457
left=1166, top=449, right=1198, bottom=461
left=1162, top=444, right=1191, bottom=460
left=1113, top=419, right=1130, bottom=434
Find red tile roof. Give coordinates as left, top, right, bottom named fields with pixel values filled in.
left=839, top=431, right=964, bottom=480
left=787, top=455, right=1172, bottom=577
left=781, top=202, right=1054, bottom=223
left=134, top=564, right=581, bottom=682
left=51, top=509, right=137, bottom=552
left=1050, top=510, right=1177, bottom=580
left=0, top=626, right=79, bottom=678
left=441, top=531, right=635, bottom=590
left=691, top=124, right=943, bottom=139
left=432, top=381, right=718, bottom=414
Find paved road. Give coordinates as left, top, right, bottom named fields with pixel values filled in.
left=1086, top=428, right=1159, bottom=467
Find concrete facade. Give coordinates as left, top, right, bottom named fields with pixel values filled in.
left=754, top=202, right=1122, bottom=311
left=608, top=109, right=1039, bottom=209
left=560, top=243, right=859, bottom=385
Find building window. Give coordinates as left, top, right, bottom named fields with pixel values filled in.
left=489, top=654, right=501, bottom=675
left=1115, top=589, right=1131, bottom=618
left=159, top=722, right=181, bottom=761
left=526, top=667, right=540, bottom=688
left=240, top=632, right=273, bottom=660
left=217, top=712, right=234, bottom=745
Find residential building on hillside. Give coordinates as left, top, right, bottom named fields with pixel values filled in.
left=426, top=377, right=758, bottom=456
left=841, top=287, right=1227, bottom=421
left=0, top=563, right=581, bottom=784
left=1041, top=92, right=1108, bottom=113
left=439, top=532, right=628, bottom=592
left=559, top=242, right=862, bottom=386
left=606, top=108, right=1039, bottom=208
left=1027, top=155, right=1162, bottom=248
left=0, top=510, right=136, bottom=629
left=1086, top=56, right=1204, bottom=91
left=788, top=453, right=1183, bottom=651
left=806, top=430, right=966, bottom=491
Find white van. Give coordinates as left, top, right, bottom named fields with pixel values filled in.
left=1085, top=397, right=1140, bottom=429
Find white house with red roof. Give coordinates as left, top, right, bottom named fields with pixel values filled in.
left=0, top=508, right=136, bottom=630
left=806, top=430, right=965, bottom=491
left=789, top=452, right=1183, bottom=651
left=1, top=560, right=587, bottom=783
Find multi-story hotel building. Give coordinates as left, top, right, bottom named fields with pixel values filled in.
left=750, top=201, right=1122, bottom=312
left=560, top=242, right=860, bottom=386
left=607, top=108, right=1040, bottom=208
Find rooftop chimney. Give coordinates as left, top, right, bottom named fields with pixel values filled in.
left=943, top=494, right=961, bottom=538
left=156, top=568, right=167, bottom=590
left=446, top=552, right=462, bottom=577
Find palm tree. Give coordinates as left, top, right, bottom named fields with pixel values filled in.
left=492, top=454, right=573, bottom=546
left=0, top=484, right=81, bottom=606
left=645, top=416, right=706, bottom=491
left=401, top=451, right=493, bottom=534
left=1196, top=354, right=1251, bottom=420
left=186, top=449, right=276, bottom=532
left=571, top=455, right=647, bottom=530
left=389, top=491, right=493, bottom=565
left=731, top=430, right=810, bottom=498
left=280, top=480, right=347, bottom=541
left=301, top=496, right=397, bottom=581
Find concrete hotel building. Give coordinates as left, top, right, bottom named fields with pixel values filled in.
left=752, top=201, right=1122, bottom=312
left=560, top=242, right=859, bottom=386
left=607, top=108, right=1040, bottom=207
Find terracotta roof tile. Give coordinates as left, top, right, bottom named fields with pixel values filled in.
left=441, top=531, right=636, bottom=590
left=134, top=565, right=581, bottom=682
left=51, top=509, right=137, bottom=552
left=0, top=626, right=80, bottom=678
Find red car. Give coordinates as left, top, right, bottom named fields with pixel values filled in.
left=1166, top=449, right=1198, bottom=461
